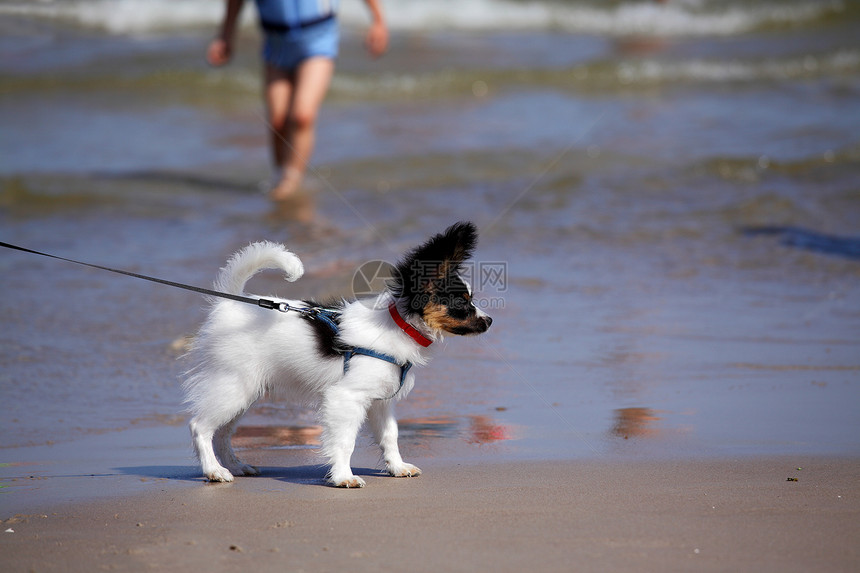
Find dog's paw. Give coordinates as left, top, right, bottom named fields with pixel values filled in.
left=388, top=463, right=422, bottom=478
left=330, top=475, right=366, bottom=488
left=205, top=466, right=235, bottom=483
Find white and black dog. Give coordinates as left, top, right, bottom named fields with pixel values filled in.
left=182, top=222, right=492, bottom=487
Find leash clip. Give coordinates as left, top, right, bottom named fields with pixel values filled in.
left=258, top=299, right=290, bottom=313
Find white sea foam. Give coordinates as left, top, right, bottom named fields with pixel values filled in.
left=344, top=0, right=845, bottom=37
left=609, top=50, right=860, bottom=84
left=611, top=50, right=854, bottom=85
left=0, top=0, right=845, bottom=36
left=0, top=0, right=225, bottom=33
left=326, top=49, right=860, bottom=99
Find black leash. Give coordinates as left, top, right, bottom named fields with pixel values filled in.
left=0, top=240, right=290, bottom=313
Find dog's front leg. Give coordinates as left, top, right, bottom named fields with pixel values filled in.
left=369, top=399, right=422, bottom=478
left=320, top=385, right=370, bottom=488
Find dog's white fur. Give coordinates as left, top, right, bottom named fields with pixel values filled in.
left=183, top=241, right=434, bottom=488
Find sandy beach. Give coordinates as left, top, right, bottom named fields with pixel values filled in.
left=2, top=0, right=860, bottom=570
left=3, top=455, right=859, bottom=572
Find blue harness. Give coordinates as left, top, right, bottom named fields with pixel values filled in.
left=307, top=306, right=413, bottom=395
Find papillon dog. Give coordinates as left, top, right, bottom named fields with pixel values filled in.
left=182, top=221, right=492, bottom=487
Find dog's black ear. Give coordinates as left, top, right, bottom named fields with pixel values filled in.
left=407, top=220, right=477, bottom=275
left=391, top=221, right=478, bottom=307
left=440, top=221, right=478, bottom=266
left=415, top=221, right=477, bottom=268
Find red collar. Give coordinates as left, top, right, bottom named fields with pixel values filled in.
left=388, top=303, right=433, bottom=348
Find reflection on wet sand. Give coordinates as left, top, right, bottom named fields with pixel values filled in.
left=233, top=425, right=322, bottom=449
left=399, top=415, right=511, bottom=445
left=266, top=190, right=316, bottom=223
left=467, top=415, right=511, bottom=444
left=398, top=417, right=460, bottom=440
left=231, top=414, right=511, bottom=453
left=611, top=407, right=662, bottom=439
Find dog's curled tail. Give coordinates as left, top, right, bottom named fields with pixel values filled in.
left=215, top=241, right=304, bottom=295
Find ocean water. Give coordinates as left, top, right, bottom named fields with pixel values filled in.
left=1, top=0, right=859, bottom=478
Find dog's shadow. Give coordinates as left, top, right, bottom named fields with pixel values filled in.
left=114, top=465, right=387, bottom=487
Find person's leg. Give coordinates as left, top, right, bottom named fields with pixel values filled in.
left=264, top=64, right=295, bottom=184
left=270, top=56, right=334, bottom=200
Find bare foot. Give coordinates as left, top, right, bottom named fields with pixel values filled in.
left=268, top=169, right=302, bottom=201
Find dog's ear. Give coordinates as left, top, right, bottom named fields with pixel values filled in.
left=440, top=221, right=478, bottom=267
left=406, top=220, right=477, bottom=277
left=391, top=221, right=478, bottom=307
left=422, top=221, right=477, bottom=273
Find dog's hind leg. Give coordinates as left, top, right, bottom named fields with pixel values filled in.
left=189, top=383, right=257, bottom=482
left=369, top=399, right=421, bottom=478
left=190, top=414, right=236, bottom=482
left=214, top=412, right=260, bottom=476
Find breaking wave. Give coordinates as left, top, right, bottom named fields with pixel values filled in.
left=0, top=0, right=849, bottom=36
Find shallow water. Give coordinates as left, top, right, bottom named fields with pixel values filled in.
left=1, top=0, right=859, bottom=490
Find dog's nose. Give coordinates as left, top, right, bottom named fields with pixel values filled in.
left=484, top=316, right=493, bottom=328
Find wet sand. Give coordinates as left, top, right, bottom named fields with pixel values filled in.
left=3, top=455, right=858, bottom=572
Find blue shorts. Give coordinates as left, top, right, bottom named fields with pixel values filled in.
left=262, top=16, right=339, bottom=71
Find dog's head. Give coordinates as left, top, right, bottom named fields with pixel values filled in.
left=390, top=221, right=493, bottom=336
